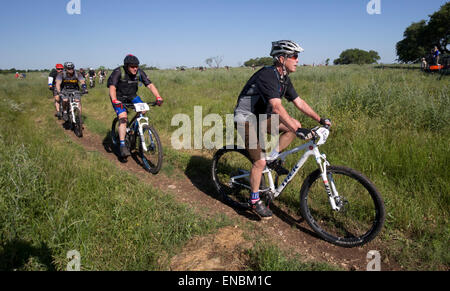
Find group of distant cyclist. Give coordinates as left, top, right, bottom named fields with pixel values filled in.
left=47, top=40, right=331, bottom=219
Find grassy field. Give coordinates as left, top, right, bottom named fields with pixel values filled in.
left=0, top=65, right=449, bottom=270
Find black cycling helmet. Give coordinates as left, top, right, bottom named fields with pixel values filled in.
left=124, top=54, right=140, bottom=66
left=64, top=62, right=75, bottom=70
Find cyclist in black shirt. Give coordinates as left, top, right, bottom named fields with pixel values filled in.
left=88, top=68, right=96, bottom=88
left=55, top=62, right=87, bottom=121
left=108, top=54, right=163, bottom=157
left=234, top=40, right=331, bottom=219
left=49, top=64, right=63, bottom=108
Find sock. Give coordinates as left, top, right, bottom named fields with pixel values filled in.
left=120, top=140, right=126, bottom=147
left=251, top=192, right=260, bottom=204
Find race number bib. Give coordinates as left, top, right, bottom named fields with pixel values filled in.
left=316, top=127, right=329, bottom=145
left=133, top=103, right=149, bottom=112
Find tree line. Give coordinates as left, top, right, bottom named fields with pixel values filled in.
left=396, top=2, right=449, bottom=63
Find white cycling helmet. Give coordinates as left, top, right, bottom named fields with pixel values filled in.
left=270, top=40, right=304, bottom=57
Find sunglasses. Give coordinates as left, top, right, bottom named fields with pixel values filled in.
left=288, top=54, right=299, bottom=60
left=129, top=65, right=139, bottom=69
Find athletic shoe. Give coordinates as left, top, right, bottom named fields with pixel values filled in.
left=251, top=200, right=272, bottom=219
left=120, top=145, right=131, bottom=158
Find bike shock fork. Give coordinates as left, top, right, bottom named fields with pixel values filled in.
left=137, top=116, right=149, bottom=152
left=315, top=151, right=341, bottom=211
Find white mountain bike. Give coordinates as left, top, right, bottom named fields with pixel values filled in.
left=211, top=125, right=385, bottom=247
left=110, top=102, right=163, bottom=174
left=89, top=76, right=94, bottom=88
left=61, top=89, right=86, bottom=138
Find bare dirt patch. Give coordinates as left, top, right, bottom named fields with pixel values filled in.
left=170, top=226, right=252, bottom=271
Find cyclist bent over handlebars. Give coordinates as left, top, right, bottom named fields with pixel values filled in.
left=107, top=54, right=163, bottom=158
left=233, top=40, right=332, bottom=219
left=55, top=62, right=87, bottom=122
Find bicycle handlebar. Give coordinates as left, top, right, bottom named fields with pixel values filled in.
left=59, top=89, right=87, bottom=97
left=121, top=102, right=158, bottom=108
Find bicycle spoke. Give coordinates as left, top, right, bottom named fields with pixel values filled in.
left=301, top=166, right=385, bottom=247
left=212, top=149, right=265, bottom=208
left=138, top=125, right=163, bottom=174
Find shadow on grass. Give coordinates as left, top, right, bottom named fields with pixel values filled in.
left=184, top=155, right=320, bottom=240
left=0, top=239, right=57, bottom=271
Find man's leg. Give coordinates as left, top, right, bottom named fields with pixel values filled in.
left=277, top=117, right=301, bottom=152
left=61, top=99, right=69, bottom=121
left=54, top=95, right=61, bottom=118
left=245, top=122, right=273, bottom=219
left=118, top=112, right=130, bottom=157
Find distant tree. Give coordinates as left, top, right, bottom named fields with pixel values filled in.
left=325, top=58, right=330, bottom=66
left=396, top=3, right=449, bottom=63
left=396, top=21, right=428, bottom=63
left=212, top=56, right=223, bottom=68
left=205, top=58, right=213, bottom=68
left=205, top=56, right=223, bottom=68
left=244, top=57, right=273, bottom=67
left=333, top=49, right=380, bottom=65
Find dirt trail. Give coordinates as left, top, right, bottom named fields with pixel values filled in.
left=60, top=122, right=402, bottom=271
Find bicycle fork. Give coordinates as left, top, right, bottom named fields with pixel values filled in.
left=70, top=102, right=79, bottom=124
left=314, top=148, right=343, bottom=212
left=135, top=115, right=150, bottom=152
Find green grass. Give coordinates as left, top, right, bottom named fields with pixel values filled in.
left=1, top=65, right=449, bottom=270
left=247, top=244, right=342, bottom=271
left=0, top=76, right=232, bottom=270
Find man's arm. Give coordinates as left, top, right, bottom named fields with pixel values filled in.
left=109, top=85, right=118, bottom=101
left=291, top=97, right=321, bottom=123
left=55, top=79, right=62, bottom=96
left=269, top=98, right=299, bottom=133
left=146, top=83, right=161, bottom=98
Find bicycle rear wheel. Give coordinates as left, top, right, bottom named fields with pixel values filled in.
left=300, top=166, right=385, bottom=247
left=137, top=125, right=163, bottom=174
left=211, top=147, right=266, bottom=210
left=111, top=117, right=120, bottom=147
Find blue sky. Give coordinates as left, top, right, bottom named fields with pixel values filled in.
left=0, top=0, right=447, bottom=69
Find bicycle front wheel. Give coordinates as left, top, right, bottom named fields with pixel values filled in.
left=300, top=166, right=385, bottom=247
left=137, top=125, right=163, bottom=174
left=73, top=108, right=83, bottom=137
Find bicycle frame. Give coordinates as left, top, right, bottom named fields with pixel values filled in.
left=128, top=112, right=150, bottom=151
left=230, top=127, right=343, bottom=211
left=61, top=90, right=82, bottom=124
left=68, top=96, right=80, bottom=123
left=123, top=103, right=159, bottom=153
